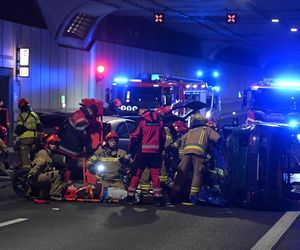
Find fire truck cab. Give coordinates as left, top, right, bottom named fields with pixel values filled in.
left=107, top=73, right=221, bottom=119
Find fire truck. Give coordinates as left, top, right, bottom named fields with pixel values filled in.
left=107, top=73, right=221, bottom=118
left=225, top=79, right=300, bottom=208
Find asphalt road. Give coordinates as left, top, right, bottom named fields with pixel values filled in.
left=1, top=183, right=299, bottom=250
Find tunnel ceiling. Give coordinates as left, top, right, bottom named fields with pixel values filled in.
left=2, top=0, right=300, bottom=66
left=0, top=0, right=47, bottom=28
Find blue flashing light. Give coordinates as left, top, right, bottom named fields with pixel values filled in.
left=288, top=119, right=299, bottom=127
left=213, top=86, right=221, bottom=92
left=197, top=70, right=203, bottom=77
left=275, top=79, right=300, bottom=87
left=213, top=71, right=219, bottom=78
left=113, top=77, right=128, bottom=84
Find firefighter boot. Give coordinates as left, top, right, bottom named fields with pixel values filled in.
left=190, top=194, right=200, bottom=205
left=124, top=196, right=140, bottom=206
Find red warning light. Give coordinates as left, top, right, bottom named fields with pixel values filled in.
left=97, top=65, right=105, bottom=73
left=227, top=13, right=237, bottom=23
left=96, top=65, right=105, bottom=81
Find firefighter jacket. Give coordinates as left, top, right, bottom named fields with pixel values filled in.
left=30, top=148, right=55, bottom=176
left=179, top=125, right=220, bottom=157
left=69, top=109, right=89, bottom=131
left=128, top=111, right=166, bottom=154
left=15, top=111, right=42, bottom=139
left=164, top=127, right=173, bottom=148
left=58, top=109, right=94, bottom=158
left=87, top=146, right=127, bottom=188
left=0, top=138, right=7, bottom=153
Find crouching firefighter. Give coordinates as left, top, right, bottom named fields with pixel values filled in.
left=28, top=134, right=68, bottom=202
left=171, top=115, right=220, bottom=205
left=126, top=103, right=166, bottom=207
left=87, top=131, right=129, bottom=202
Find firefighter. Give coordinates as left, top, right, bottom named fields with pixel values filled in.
left=58, top=101, right=99, bottom=158
left=104, top=98, right=122, bottom=116
left=14, top=98, right=43, bottom=169
left=28, top=134, right=67, bottom=201
left=126, top=102, right=166, bottom=207
left=171, top=114, right=220, bottom=205
left=0, top=125, right=9, bottom=169
left=138, top=106, right=172, bottom=196
left=171, top=120, right=189, bottom=161
left=57, top=99, right=101, bottom=181
left=87, top=131, right=129, bottom=202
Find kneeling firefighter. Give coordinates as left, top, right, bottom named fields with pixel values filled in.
left=87, top=131, right=129, bottom=202
left=28, top=134, right=68, bottom=201
left=171, top=115, right=220, bottom=204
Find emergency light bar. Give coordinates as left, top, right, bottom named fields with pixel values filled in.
left=113, top=77, right=128, bottom=84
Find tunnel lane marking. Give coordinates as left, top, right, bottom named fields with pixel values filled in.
left=0, top=218, right=28, bottom=228
left=251, top=211, right=300, bottom=250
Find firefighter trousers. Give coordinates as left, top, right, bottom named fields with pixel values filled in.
left=128, top=153, right=162, bottom=198
left=18, top=137, right=35, bottom=169
left=33, top=170, right=64, bottom=198
left=173, top=154, right=204, bottom=197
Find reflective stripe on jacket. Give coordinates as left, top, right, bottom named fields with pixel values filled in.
left=180, top=126, right=220, bottom=156
left=129, top=111, right=166, bottom=154
left=16, top=111, right=41, bottom=139
left=87, top=147, right=127, bottom=181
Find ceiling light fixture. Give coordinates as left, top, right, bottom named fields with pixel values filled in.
left=271, top=18, right=279, bottom=23
left=291, top=28, right=298, bottom=32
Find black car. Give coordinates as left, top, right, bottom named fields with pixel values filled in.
left=38, top=112, right=136, bottom=151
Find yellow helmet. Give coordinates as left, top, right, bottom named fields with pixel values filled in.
left=190, top=114, right=207, bottom=127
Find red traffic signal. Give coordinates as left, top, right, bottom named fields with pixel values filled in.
left=227, top=13, right=237, bottom=23
left=97, top=65, right=105, bottom=74
left=96, top=65, right=105, bottom=81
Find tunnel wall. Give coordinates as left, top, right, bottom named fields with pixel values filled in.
left=0, top=18, right=263, bottom=121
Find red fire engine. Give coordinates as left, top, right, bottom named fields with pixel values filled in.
left=107, top=73, right=221, bottom=119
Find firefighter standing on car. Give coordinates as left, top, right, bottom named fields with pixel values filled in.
left=14, top=98, right=43, bottom=169
left=28, top=134, right=67, bottom=201
left=0, top=125, right=9, bottom=169
left=58, top=101, right=99, bottom=158
left=171, top=114, right=220, bottom=204
left=87, top=131, right=129, bottom=202
left=126, top=102, right=166, bottom=206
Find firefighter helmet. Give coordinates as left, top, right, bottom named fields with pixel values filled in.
left=0, top=125, right=7, bottom=139
left=156, top=106, right=172, bottom=117
left=173, top=121, right=188, bottom=134
left=105, top=131, right=119, bottom=142
left=44, top=134, right=60, bottom=148
left=80, top=98, right=104, bottom=116
left=18, top=98, right=29, bottom=109
left=112, top=98, right=122, bottom=107
left=190, top=114, right=207, bottom=127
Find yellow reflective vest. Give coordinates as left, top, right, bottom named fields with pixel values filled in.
left=16, top=111, right=41, bottom=139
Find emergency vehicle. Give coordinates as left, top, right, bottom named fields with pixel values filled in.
left=107, top=73, right=221, bottom=119
left=225, top=79, right=300, bottom=208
